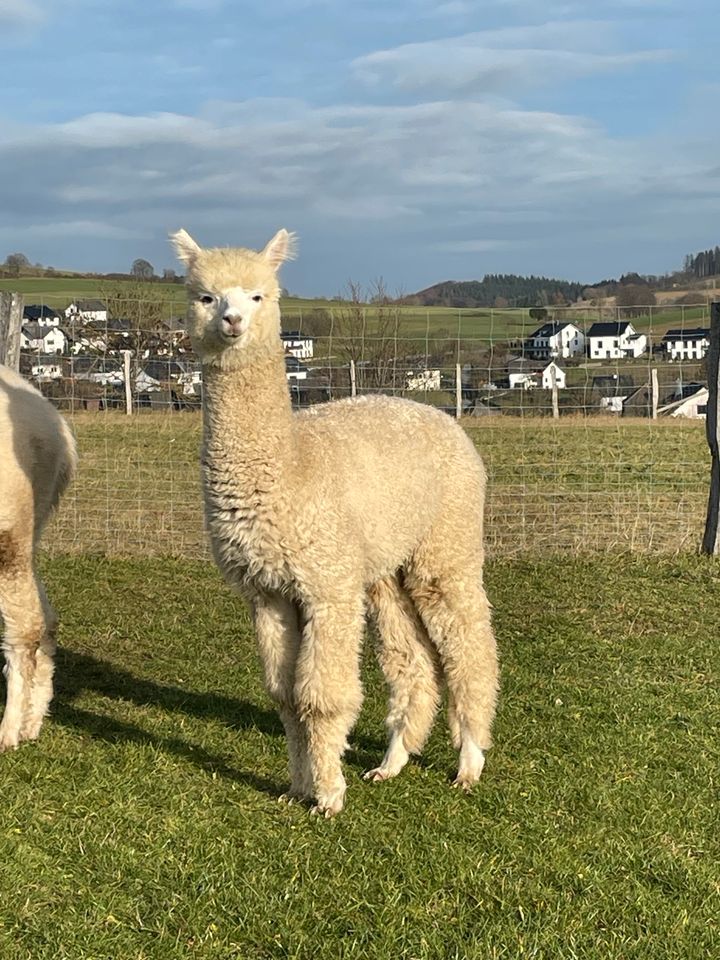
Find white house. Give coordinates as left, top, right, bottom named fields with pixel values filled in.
left=20, top=322, right=66, bottom=354
left=660, top=387, right=708, bottom=419
left=65, top=299, right=108, bottom=325
left=72, top=356, right=123, bottom=386
left=176, top=362, right=203, bottom=396
left=662, top=328, right=710, bottom=361
left=285, top=356, right=308, bottom=382
left=71, top=333, right=107, bottom=355
left=526, top=322, right=584, bottom=360
left=406, top=369, right=441, bottom=391
left=281, top=331, right=314, bottom=360
left=587, top=321, right=647, bottom=359
left=541, top=361, right=566, bottom=390
left=30, top=355, right=63, bottom=381
left=23, top=305, right=62, bottom=328
left=507, top=357, right=539, bottom=389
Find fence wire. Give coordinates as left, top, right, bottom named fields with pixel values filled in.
left=12, top=295, right=714, bottom=557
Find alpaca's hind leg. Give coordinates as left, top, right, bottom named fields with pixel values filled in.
left=0, top=558, right=48, bottom=752
left=294, top=594, right=365, bottom=817
left=20, top=580, right=58, bottom=743
left=406, top=567, right=498, bottom=790
left=252, top=591, right=312, bottom=800
left=365, top=574, right=442, bottom=782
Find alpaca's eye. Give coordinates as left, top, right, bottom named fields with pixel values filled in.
left=198, top=294, right=214, bottom=305
left=251, top=294, right=263, bottom=303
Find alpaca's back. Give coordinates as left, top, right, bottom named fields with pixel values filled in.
left=294, top=394, right=486, bottom=559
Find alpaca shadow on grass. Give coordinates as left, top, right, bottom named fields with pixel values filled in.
left=51, top=648, right=388, bottom=799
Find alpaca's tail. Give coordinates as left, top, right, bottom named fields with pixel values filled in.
left=49, top=415, right=78, bottom=513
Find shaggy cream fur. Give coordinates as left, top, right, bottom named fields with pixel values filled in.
left=0, top=364, right=77, bottom=750
left=171, top=228, right=498, bottom=815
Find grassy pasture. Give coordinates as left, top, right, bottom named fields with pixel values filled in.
left=47, top=412, right=710, bottom=558
left=1, top=552, right=717, bottom=958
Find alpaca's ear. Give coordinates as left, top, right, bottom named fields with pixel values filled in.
left=170, top=228, right=201, bottom=265
left=261, top=229, right=298, bottom=270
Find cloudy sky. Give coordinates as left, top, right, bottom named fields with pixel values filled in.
left=0, top=0, right=718, bottom=294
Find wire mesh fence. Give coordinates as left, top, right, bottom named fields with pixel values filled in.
left=8, top=293, right=715, bottom=558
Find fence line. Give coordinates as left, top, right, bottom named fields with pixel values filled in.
left=1, top=294, right=717, bottom=557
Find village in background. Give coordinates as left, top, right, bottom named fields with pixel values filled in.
left=3, top=245, right=719, bottom=419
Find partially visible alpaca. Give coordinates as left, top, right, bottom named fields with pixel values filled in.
left=171, top=228, right=498, bottom=815
left=0, top=364, right=77, bottom=750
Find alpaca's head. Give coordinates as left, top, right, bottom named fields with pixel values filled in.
left=170, top=228, right=296, bottom=366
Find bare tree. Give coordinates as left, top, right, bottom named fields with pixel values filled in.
left=616, top=284, right=656, bottom=319
left=4, top=253, right=30, bottom=276
left=333, top=279, right=404, bottom=393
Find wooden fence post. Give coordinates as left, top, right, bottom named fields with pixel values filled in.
left=349, top=359, right=357, bottom=398
left=455, top=363, right=462, bottom=419
left=0, top=292, right=23, bottom=370
left=122, top=349, right=133, bottom=415
left=651, top=368, right=659, bottom=420
left=702, top=302, right=720, bottom=553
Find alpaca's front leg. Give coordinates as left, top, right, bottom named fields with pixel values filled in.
left=252, top=591, right=312, bottom=799
left=294, top=595, right=365, bottom=817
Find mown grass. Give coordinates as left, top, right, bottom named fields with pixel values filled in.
left=1, top=553, right=717, bottom=959
left=48, top=412, right=710, bottom=557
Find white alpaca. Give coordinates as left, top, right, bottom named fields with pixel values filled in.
left=0, top=364, right=77, bottom=750
left=171, top=229, right=498, bottom=815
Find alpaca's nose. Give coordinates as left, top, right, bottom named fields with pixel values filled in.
left=222, top=314, right=244, bottom=337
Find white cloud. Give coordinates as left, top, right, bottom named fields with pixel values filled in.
left=0, top=85, right=715, bottom=286
left=0, top=96, right=698, bottom=226
left=353, top=22, right=674, bottom=95
left=0, top=219, right=145, bottom=240
left=0, top=0, right=44, bottom=27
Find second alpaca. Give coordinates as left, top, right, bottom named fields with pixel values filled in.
left=171, top=228, right=499, bottom=816
left=0, top=364, right=77, bottom=750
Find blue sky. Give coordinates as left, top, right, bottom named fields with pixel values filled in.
left=1, top=0, right=718, bottom=295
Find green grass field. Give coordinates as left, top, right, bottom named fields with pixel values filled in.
left=1, top=553, right=717, bottom=959
left=48, top=412, right=710, bottom=558
left=4, top=274, right=711, bottom=342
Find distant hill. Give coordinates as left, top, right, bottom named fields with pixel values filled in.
left=402, top=275, right=587, bottom=309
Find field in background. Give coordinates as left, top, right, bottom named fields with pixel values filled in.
left=48, top=412, right=710, bottom=557
left=1, top=553, right=716, bottom=958
left=2, top=275, right=714, bottom=341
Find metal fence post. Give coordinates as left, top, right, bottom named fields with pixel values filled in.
left=702, top=302, right=720, bottom=554
left=0, top=292, right=23, bottom=370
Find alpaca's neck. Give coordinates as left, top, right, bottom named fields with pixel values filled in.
left=201, top=346, right=295, bottom=498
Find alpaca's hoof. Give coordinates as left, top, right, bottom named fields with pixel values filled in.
left=363, top=767, right=393, bottom=783
left=278, top=789, right=310, bottom=806
left=0, top=735, right=19, bottom=753
left=454, top=741, right=485, bottom=791
left=310, top=803, right=340, bottom=818
left=309, top=783, right=345, bottom=817
left=451, top=775, right=476, bottom=793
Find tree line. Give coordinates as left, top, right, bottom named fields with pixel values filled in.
left=0, top=253, right=182, bottom=283
left=403, top=275, right=587, bottom=308
left=683, top=246, right=720, bottom=280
